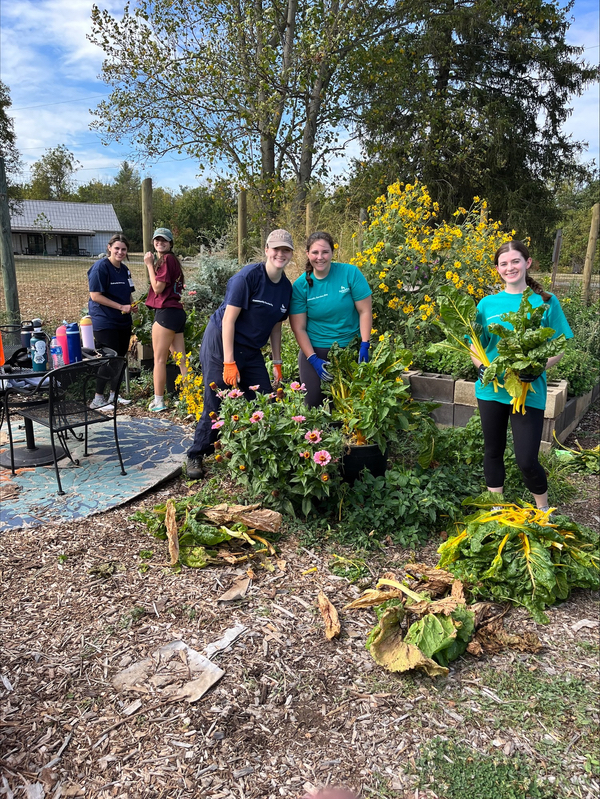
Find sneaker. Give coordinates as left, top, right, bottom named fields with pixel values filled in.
left=148, top=399, right=168, bottom=412
left=186, top=456, right=204, bottom=480
left=89, top=396, right=108, bottom=409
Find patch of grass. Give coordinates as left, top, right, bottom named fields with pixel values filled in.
left=415, top=737, right=554, bottom=799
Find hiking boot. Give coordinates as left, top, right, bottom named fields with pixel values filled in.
left=186, top=456, right=204, bottom=480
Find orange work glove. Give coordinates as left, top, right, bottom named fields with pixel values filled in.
left=223, top=361, right=240, bottom=386
left=272, top=363, right=283, bottom=383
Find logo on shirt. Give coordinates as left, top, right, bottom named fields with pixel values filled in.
left=339, top=285, right=350, bottom=294
left=280, top=305, right=287, bottom=313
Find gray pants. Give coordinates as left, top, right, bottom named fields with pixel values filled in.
left=298, top=346, right=330, bottom=408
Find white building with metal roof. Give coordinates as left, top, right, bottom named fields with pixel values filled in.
left=10, top=200, right=122, bottom=257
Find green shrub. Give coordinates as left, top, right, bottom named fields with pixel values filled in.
left=547, top=344, right=600, bottom=396
left=339, top=463, right=482, bottom=549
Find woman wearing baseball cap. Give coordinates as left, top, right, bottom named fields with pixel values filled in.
left=144, top=228, right=187, bottom=411
left=186, top=229, right=294, bottom=479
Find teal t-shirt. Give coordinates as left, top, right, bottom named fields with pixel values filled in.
left=475, top=291, right=573, bottom=410
left=290, top=262, right=372, bottom=347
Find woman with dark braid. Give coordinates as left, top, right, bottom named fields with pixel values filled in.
left=471, top=240, right=572, bottom=511
left=289, top=231, right=372, bottom=407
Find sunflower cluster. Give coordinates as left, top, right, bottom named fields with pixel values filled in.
left=352, top=181, right=513, bottom=343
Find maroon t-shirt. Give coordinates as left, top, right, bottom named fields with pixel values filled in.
left=146, top=253, right=184, bottom=309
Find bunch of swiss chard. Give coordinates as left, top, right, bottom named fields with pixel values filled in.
left=427, top=284, right=500, bottom=392
left=437, top=495, right=599, bottom=623
left=481, top=288, right=566, bottom=413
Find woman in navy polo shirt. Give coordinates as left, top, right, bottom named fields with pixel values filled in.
left=186, top=229, right=294, bottom=480
left=87, top=233, right=135, bottom=408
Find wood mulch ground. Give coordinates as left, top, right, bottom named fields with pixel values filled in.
left=1, top=404, right=598, bottom=799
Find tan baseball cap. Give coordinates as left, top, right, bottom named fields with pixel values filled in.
left=266, top=229, right=294, bottom=250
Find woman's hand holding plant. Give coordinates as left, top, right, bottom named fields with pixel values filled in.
left=308, top=354, right=333, bottom=382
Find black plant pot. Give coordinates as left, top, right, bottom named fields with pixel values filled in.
left=341, top=442, right=388, bottom=484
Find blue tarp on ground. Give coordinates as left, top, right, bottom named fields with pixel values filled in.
left=0, top=416, right=193, bottom=531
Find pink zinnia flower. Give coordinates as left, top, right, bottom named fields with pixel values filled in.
left=227, top=389, right=244, bottom=398
left=250, top=410, right=265, bottom=423
left=313, top=450, right=331, bottom=465
left=300, top=450, right=311, bottom=459
left=188, top=290, right=197, bottom=295
left=292, top=415, right=306, bottom=422
left=249, top=384, right=260, bottom=391
left=211, top=420, right=224, bottom=429
left=304, top=429, right=322, bottom=444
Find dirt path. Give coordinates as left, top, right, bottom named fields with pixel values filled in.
left=1, top=409, right=598, bottom=799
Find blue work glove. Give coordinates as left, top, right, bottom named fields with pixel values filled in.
left=358, top=341, right=370, bottom=363
left=518, top=371, right=538, bottom=383
left=477, top=364, right=486, bottom=382
left=308, top=354, right=333, bottom=382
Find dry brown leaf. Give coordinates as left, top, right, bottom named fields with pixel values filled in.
left=317, top=590, right=340, bottom=639
left=404, top=562, right=455, bottom=596
left=467, top=639, right=484, bottom=656
left=165, top=499, right=179, bottom=566
left=474, top=618, right=543, bottom=654
left=343, top=588, right=407, bottom=610
left=276, top=559, right=287, bottom=571
left=218, top=576, right=250, bottom=602
left=450, top=580, right=465, bottom=602
left=202, top=504, right=282, bottom=533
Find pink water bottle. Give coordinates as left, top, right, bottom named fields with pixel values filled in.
left=56, top=322, right=69, bottom=365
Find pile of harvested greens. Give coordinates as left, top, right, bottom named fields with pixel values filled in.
left=437, top=495, right=600, bottom=622
left=132, top=499, right=281, bottom=569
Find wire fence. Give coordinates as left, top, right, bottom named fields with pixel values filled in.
left=0, top=255, right=149, bottom=331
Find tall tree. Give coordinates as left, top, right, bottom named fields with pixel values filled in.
left=89, top=0, right=400, bottom=229
left=346, top=0, right=598, bottom=250
left=25, top=145, right=81, bottom=200
left=0, top=81, right=23, bottom=205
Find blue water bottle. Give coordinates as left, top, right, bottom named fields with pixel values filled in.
left=66, top=322, right=83, bottom=363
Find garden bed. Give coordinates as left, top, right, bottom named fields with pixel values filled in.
left=1, top=403, right=598, bottom=799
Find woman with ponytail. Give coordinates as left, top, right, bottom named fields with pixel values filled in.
left=144, top=228, right=188, bottom=412
left=471, top=240, right=573, bottom=511
left=290, top=231, right=372, bottom=407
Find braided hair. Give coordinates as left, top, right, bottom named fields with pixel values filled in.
left=494, top=240, right=551, bottom=302
left=304, top=231, right=335, bottom=288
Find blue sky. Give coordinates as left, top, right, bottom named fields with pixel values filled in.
left=1, top=0, right=598, bottom=193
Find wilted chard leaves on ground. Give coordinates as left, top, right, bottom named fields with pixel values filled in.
left=131, top=499, right=281, bottom=570
left=345, top=573, right=475, bottom=678
left=437, top=494, right=600, bottom=623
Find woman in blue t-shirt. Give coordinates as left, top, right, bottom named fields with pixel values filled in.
left=289, top=231, right=372, bottom=407
left=186, top=229, right=294, bottom=480
left=471, top=240, right=573, bottom=512
left=87, top=233, right=135, bottom=408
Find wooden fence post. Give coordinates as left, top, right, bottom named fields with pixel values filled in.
left=238, top=189, right=247, bottom=265
left=0, top=156, right=21, bottom=328
left=141, top=177, right=153, bottom=257
left=550, top=229, right=562, bottom=293
left=582, top=203, right=599, bottom=305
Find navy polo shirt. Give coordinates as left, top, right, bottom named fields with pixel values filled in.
left=211, top=262, right=292, bottom=349
left=88, top=258, right=135, bottom=330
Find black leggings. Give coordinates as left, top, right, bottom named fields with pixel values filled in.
left=94, top=327, right=131, bottom=393
left=477, top=399, right=547, bottom=496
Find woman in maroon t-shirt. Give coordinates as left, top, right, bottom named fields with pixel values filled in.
left=144, top=228, right=187, bottom=412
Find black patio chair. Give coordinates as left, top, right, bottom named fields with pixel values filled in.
left=3, top=357, right=127, bottom=495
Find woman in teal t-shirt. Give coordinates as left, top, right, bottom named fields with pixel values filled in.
left=290, top=231, right=372, bottom=407
left=471, top=240, right=573, bottom=512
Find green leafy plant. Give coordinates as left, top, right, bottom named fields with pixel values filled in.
left=427, top=284, right=500, bottom=391
left=213, top=382, right=344, bottom=516
left=547, top=343, right=600, bottom=396
left=438, top=495, right=600, bottom=623
left=339, top=463, right=482, bottom=549
left=326, top=333, right=436, bottom=454
left=553, top=437, right=600, bottom=475
left=482, top=288, right=567, bottom=413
